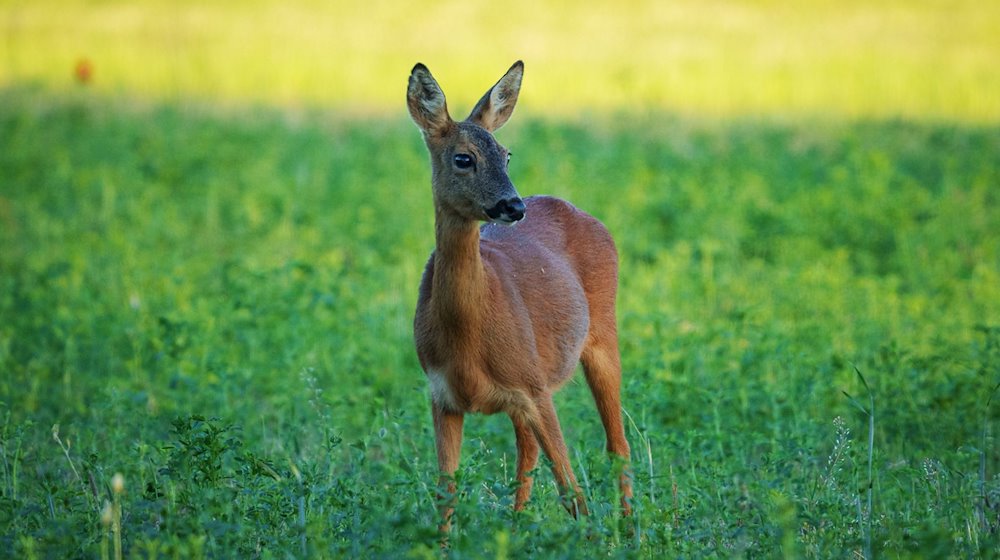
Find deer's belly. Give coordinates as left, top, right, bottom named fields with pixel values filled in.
left=426, top=368, right=534, bottom=416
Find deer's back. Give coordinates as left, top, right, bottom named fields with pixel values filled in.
left=481, top=195, right=618, bottom=295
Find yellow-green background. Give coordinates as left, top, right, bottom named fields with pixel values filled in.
left=4, top=0, right=999, bottom=119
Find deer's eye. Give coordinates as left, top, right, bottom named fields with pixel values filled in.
left=454, top=153, right=474, bottom=169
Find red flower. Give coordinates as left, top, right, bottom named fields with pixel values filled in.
left=74, top=58, right=93, bottom=84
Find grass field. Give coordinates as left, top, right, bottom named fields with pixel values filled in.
left=2, top=1, right=1000, bottom=558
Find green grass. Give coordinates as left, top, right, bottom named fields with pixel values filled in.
left=3, top=0, right=1000, bottom=120
left=1, top=85, right=999, bottom=557
left=2, top=0, right=1000, bottom=557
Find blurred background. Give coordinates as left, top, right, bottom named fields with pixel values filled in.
left=3, top=0, right=998, bottom=120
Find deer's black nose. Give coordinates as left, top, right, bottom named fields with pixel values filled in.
left=504, top=198, right=526, bottom=221
left=485, top=197, right=525, bottom=223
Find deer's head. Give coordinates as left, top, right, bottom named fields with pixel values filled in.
left=407, top=61, right=525, bottom=224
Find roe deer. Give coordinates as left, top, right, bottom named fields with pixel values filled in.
left=407, top=61, right=632, bottom=531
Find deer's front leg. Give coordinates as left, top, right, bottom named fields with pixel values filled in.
left=433, top=405, right=464, bottom=533
left=530, top=396, right=589, bottom=517
left=511, top=414, right=539, bottom=511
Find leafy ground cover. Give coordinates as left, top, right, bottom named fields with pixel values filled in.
left=2, top=1, right=1000, bottom=556
left=1, top=86, right=998, bottom=557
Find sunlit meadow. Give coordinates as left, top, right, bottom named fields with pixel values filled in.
left=2, top=1, right=999, bottom=557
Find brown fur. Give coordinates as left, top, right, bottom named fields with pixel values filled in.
left=407, top=61, right=632, bottom=532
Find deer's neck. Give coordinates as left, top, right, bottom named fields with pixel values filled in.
left=432, top=207, right=487, bottom=329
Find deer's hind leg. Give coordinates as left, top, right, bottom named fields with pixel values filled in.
left=581, top=323, right=633, bottom=515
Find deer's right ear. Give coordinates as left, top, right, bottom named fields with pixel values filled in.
left=408, top=64, right=453, bottom=138
left=467, top=61, right=523, bottom=132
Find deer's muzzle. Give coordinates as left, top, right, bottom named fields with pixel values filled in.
left=484, top=197, right=526, bottom=224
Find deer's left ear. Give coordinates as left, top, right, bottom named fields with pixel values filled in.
left=408, top=63, right=454, bottom=138
left=467, top=61, right=523, bottom=132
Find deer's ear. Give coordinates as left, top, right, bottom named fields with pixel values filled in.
left=408, top=63, right=454, bottom=138
left=467, top=61, right=523, bottom=132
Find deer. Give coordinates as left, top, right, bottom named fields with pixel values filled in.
left=407, top=61, right=632, bottom=533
